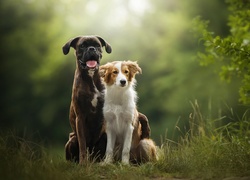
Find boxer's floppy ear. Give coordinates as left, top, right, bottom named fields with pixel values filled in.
left=96, top=36, right=112, bottom=54
left=62, top=37, right=81, bottom=55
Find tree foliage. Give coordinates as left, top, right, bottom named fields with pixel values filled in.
left=193, top=0, right=250, bottom=104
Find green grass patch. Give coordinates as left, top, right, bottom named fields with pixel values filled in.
left=1, top=101, right=250, bottom=179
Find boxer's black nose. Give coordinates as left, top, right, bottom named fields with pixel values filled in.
left=88, top=46, right=95, bottom=51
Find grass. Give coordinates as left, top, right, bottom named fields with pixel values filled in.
left=1, top=101, right=250, bottom=180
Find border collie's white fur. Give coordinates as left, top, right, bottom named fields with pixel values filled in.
left=100, top=61, right=141, bottom=164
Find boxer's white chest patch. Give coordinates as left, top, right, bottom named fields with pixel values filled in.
left=91, top=85, right=101, bottom=108
left=91, top=93, right=98, bottom=107
left=88, top=69, right=95, bottom=77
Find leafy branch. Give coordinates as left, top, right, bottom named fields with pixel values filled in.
left=192, top=0, right=250, bottom=104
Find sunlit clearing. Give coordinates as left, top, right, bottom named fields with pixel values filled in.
left=129, top=0, right=150, bottom=15
left=85, top=0, right=151, bottom=27
left=85, top=1, right=98, bottom=14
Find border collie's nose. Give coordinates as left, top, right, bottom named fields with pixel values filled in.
left=120, top=80, right=126, bottom=86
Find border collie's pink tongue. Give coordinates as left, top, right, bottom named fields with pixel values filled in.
left=86, top=61, right=97, bottom=68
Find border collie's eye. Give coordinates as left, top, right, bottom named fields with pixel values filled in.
left=113, top=70, right=118, bottom=74
left=124, top=70, right=129, bottom=74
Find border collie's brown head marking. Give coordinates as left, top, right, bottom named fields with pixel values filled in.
left=63, top=35, right=112, bottom=71
left=100, top=61, right=141, bottom=87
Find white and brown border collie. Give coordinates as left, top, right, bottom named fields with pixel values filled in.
left=100, top=60, right=157, bottom=164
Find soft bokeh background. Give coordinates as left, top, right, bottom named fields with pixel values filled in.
left=0, top=0, right=247, bottom=147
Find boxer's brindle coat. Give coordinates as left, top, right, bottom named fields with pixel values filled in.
left=63, top=35, right=112, bottom=164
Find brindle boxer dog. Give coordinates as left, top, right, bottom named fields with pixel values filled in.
left=63, top=35, right=112, bottom=164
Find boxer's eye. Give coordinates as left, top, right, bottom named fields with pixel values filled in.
left=80, top=44, right=85, bottom=49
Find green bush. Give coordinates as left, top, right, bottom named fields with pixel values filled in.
left=192, top=0, right=250, bottom=104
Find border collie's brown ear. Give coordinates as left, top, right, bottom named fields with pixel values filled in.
left=62, top=37, right=81, bottom=55
left=127, top=61, right=142, bottom=75
left=96, top=36, right=112, bottom=54
left=99, top=65, right=107, bottom=78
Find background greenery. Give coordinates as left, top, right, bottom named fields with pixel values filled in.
left=0, top=0, right=249, bottom=147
